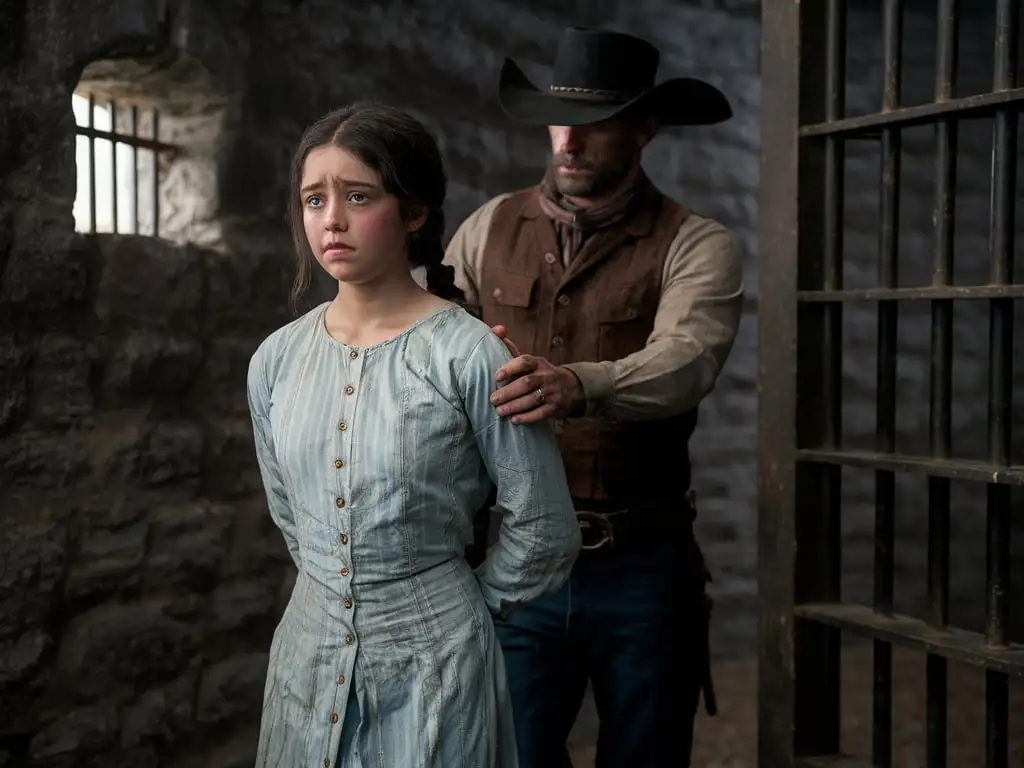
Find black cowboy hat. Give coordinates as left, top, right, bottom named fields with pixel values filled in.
left=497, top=27, right=732, bottom=128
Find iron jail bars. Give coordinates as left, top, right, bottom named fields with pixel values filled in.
left=758, top=0, right=1023, bottom=767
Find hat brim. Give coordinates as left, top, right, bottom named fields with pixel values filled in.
left=496, top=58, right=733, bottom=127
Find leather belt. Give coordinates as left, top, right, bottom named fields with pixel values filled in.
left=572, top=493, right=694, bottom=552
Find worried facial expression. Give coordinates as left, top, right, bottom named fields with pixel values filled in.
left=547, top=115, right=656, bottom=199
left=300, top=145, right=424, bottom=286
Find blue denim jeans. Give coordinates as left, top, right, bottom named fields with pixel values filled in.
left=494, top=538, right=706, bottom=768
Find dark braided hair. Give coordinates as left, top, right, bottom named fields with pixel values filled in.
left=287, top=101, right=466, bottom=308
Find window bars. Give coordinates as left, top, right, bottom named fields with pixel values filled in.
left=73, top=93, right=177, bottom=237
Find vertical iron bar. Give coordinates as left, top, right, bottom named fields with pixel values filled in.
left=152, top=109, right=160, bottom=238
left=131, top=106, right=139, bottom=235
left=874, top=2, right=902, bottom=767
left=87, top=93, right=96, bottom=233
left=757, top=0, right=803, bottom=763
left=926, top=3, right=958, bottom=767
left=793, top=0, right=843, bottom=760
left=985, top=1, right=1017, bottom=766
left=109, top=100, right=118, bottom=234
left=823, top=0, right=846, bottom=446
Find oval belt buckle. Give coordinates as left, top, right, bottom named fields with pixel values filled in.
left=577, top=511, right=614, bottom=551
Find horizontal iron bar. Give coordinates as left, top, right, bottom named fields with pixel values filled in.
left=799, top=285, right=1024, bottom=301
left=797, top=757, right=873, bottom=768
left=795, top=603, right=1024, bottom=677
left=800, top=86, right=1024, bottom=137
left=797, top=449, right=1024, bottom=485
left=74, top=125, right=178, bottom=154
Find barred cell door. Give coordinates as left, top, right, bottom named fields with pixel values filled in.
left=757, top=0, right=1023, bottom=766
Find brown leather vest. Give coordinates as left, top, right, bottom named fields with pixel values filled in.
left=479, top=186, right=698, bottom=508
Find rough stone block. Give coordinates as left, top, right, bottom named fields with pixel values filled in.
left=88, top=417, right=205, bottom=489
left=200, top=417, right=262, bottom=500
left=29, top=703, right=119, bottom=761
left=229, top=496, right=296, bottom=574
left=138, top=420, right=205, bottom=488
left=64, top=521, right=149, bottom=602
left=0, top=431, right=91, bottom=491
left=55, top=600, right=198, bottom=699
left=0, top=335, right=31, bottom=435
left=0, top=207, right=89, bottom=314
left=173, top=727, right=259, bottom=768
left=195, top=653, right=268, bottom=725
left=0, top=506, right=69, bottom=641
left=204, top=580, right=278, bottom=636
left=27, top=334, right=94, bottom=428
left=189, top=336, right=263, bottom=417
left=144, top=501, right=235, bottom=592
left=202, top=248, right=293, bottom=336
left=120, top=673, right=197, bottom=748
left=97, top=332, right=204, bottom=407
left=93, top=235, right=204, bottom=334
left=0, top=630, right=52, bottom=687
left=20, top=0, right=164, bottom=79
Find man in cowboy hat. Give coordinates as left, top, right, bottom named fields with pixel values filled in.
left=445, top=26, right=744, bottom=767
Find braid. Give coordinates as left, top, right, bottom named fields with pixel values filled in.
left=411, top=209, right=466, bottom=304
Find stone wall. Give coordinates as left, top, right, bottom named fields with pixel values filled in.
left=0, top=0, right=1021, bottom=765
left=0, top=232, right=295, bottom=766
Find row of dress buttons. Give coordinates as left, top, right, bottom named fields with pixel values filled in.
left=324, top=353, right=360, bottom=768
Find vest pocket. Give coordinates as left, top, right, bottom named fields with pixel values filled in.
left=481, top=268, right=539, bottom=354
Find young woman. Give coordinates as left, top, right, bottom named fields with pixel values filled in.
left=247, top=102, right=582, bottom=767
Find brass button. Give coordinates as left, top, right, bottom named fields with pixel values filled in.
left=557, top=294, right=570, bottom=306
left=340, top=567, right=350, bottom=577
left=334, top=458, right=344, bottom=469
left=344, top=597, right=353, bottom=609
left=337, top=421, right=347, bottom=431
left=349, top=350, right=358, bottom=359
left=337, top=674, right=346, bottom=685
left=340, top=533, right=349, bottom=545
left=335, top=497, right=345, bottom=509
left=345, top=634, right=355, bottom=644
left=544, top=252, right=557, bottom=264
left=330, top=712, right=339, bottom=724
left=551, top=335, right=564, bottom=347
left=344, top=385, right=355, bottom=395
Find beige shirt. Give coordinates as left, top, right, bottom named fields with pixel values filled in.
left=444, top=193, right=745, bottom=423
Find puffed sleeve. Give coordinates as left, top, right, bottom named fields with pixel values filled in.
left=458, top=332, right=582, bottom=616
left=247, top=344, right=302, bottom=570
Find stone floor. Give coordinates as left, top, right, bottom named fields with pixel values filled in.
left=566, top=644, right=1024, bottom=767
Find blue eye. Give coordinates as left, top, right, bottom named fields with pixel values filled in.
left=307, top=195, right=323, bottom=207
left=348, top=192, right=367, bottom=204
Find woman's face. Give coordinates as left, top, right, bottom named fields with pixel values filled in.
left=300, top=145, right=422, bottom=286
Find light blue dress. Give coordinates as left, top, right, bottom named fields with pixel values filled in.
left=247, top=301, right=582, bottom=768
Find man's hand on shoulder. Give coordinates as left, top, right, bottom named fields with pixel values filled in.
left=489, top=352, right=585, bottom=424
left=490, top=325, right=520, bottom=358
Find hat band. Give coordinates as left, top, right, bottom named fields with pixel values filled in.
left=548, top=84, right=638, bottom=103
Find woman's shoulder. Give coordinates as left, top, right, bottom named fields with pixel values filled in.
left=405, top=307, right=514, bottom=404
left=420, top=305, right=513, bottom=372
left=248, top=302, right=326, bottom=390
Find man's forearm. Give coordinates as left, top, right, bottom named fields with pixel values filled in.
left=564, top=338, right=726, bottom=422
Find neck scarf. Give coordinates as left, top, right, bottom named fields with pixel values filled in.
left=536, top=166, right=653, bottom=264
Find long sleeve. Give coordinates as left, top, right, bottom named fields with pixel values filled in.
left=563, top=214, right=745, bottom=422
left=458, top=332, right=582, bottom=616
left=246, top=347, right=302, bottom=570
left=444, top=193, right=511, bottom=314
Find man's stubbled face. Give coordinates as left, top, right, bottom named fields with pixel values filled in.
left=547, top=115, right=647, bottom=200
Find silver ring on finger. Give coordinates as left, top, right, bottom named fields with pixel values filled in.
left=536, top=387, right=545, bottom=404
